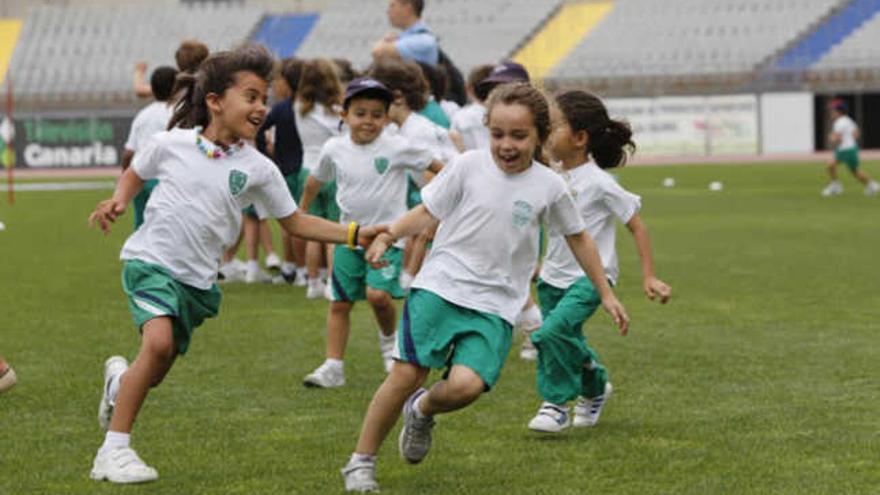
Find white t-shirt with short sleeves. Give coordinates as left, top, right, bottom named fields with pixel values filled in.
left=311, top=132, right=434, bottom=236
left=125, top=101, right=173, bottom=152
left=415, top=150, right=585, bottom=324
left=295, top=101, right=341, bottom=171
left=833, top=115, right=858, bottom=150
left=540, top=161, right=641, bottom=289
left=450, top=103, right=489, bottom=151
left=398, top=112, right=458, bottom=165
left=121, top=128, right=298, bottom=289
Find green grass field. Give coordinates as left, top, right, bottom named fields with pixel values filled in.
left=1, top=161, right=878, bottom=494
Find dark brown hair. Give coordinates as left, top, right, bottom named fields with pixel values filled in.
left=369, top=58, right=428, bottom=111
left=555, top=90, right=635, bottom=169
left=399, top=0, right=424, bottom=17
left=331, top=58, right=359, bottom=85
left=280, top=58, right=304, bottom=94
left=296, top=58, right=343, bottom=117
left=168, top=43, right=275, bottom=130
left=470, top=64, right=497, bottom=102
left=174, top=39, right=210, bottom=73
left=485, top=82, right=551, bottom=162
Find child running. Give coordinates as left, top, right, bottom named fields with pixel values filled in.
left=821, top=99, right=879, bottom=197
left=295, top=58, right=345, bottom=299
left=340, top=82, right=629, bottom=493
left=300, top=77, right=444, bottom=388
left=87, top=44, right=384, bottom=484
left=527, top=90, right=672, bottom=433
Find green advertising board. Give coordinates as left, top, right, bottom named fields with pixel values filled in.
left=11, top=114, right=133, bottom=168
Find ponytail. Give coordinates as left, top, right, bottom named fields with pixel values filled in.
left=167, top=71, right=206, bottom=130
left=555, top=90, right=635, bottom=169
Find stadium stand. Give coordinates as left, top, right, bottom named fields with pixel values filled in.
left=811, top=2, right=880, bottom=71
left=251, top=13, right=320, bottom=58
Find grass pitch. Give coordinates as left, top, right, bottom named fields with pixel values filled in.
left=0, top=161, right=878, bottom=494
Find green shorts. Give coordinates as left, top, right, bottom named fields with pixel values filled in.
left=308, top=180, right=340, bottom=221
left=242, top=205, right=259, bottom=219
left=122, top=259, right=222, bottom=355
left=397, top=289, right=513, bottom=390
left=835, top=148, right=859, bottom=172
left=287, top=168, right=310, bottom=204
left=330, top=245, right=404, bottom=301
left=132, top=179, right=158, bottom=230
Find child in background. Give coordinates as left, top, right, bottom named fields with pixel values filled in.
left=369, top=58, right=458, bottom=289
left=821, top=99, right=879, bottom=197
left=448, top=63, right=498, bottom=152
left=295, top=58, right=346, bottom=299
left=527, top=90, right=671, bottom=433
left=415, top=61, right=451, bottom=128
left=300, top=78, right=443, bottom=388
left=87, top=45, right=384, bottom=484
left=341, top=83, right=629, bottom=493
left=0, top=354, right=15, bottom=393
left=121, top=66, right=178, bottom=230
left=256, top=58, right=308, bottom=284
left=133, top=39, right=209, bottom=98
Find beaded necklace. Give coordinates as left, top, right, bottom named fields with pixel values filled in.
left=195, top=128, right=244, bottom=159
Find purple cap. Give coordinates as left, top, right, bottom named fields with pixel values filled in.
left=479, top=61, right=530, bottom=88
left=344, top=77, right=394, bottom=108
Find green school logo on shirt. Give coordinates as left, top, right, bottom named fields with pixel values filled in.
left=512, top=200, right=533, bottom=228
left=374, top=157, right=390, bottom=175
left=229, top=169, right=248, bottom=196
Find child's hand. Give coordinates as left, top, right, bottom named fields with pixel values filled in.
left=358, top=224, right=389, bottom=249
left=643, top=276, right=671, bottom=304
left=601, top=295, right=630, bottom=336
left=88, top=199, right=126, bottom=235
left=365, top=232, right=394, bottom=267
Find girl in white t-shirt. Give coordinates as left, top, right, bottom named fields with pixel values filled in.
left=295, top=58, right=345, bottom=298
left=340, top=83, right=630, bottom=493
left=526, top=90, right=672, bottom=434
left=87, top=45, right=383, bottom=485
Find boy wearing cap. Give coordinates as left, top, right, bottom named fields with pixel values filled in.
left=300, top=78, right=444, bottom=388
left=822, top=99, right=880, bottom=197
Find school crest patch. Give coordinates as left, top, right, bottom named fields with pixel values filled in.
left=512, top=200, right=533, bottom=228
left=374, top=157, right=390, bottom=175
left=229, top=169, right=248, bottom=196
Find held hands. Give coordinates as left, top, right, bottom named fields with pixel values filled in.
left=88, top=198, right=126, bottom=235
left=357, top=225, right=389, bottom=250
left=643, top=276, right=672, bottom=304
left=601, top=295, right=630, bottom=336
left=365, top=232, right=395, bottom=267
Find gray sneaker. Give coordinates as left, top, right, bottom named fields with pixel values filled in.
left=398, top=388, right=434, bottom=464
left=341, top=457, right=379, bottom=493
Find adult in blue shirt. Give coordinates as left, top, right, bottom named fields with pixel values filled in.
left=372, top=0, right=438, bottom=67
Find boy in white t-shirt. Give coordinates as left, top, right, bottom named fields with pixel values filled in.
left=822, top=99, right=879, bottom=197
left=121, top=66, right=177, bottom=229
left=300, top=78, right=444, bottom=388
left=449, top=64, right=494, bottom=153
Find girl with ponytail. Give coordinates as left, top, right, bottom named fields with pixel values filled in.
left=87, top=44, right=386, bottom=485
left=525, top=90, right=673, bottom=434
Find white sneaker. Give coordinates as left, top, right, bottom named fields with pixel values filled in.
left=573, top=382, right=613, bottom=427
left=399, top=388, right=434, bottom=464
left=0, top=366, right=16, bottom=393
left=324, top=281, right=335, bottom=301
left=90, top=447, right=158, bottom=484
left=527, top=402, right=571, bottom=433
left=379, top=332, right=396, bottom=373
left=306, top=279, right=326, bottom=299
left=865, top=182, right=880, bottom=196
left=98, top=356, right=128, bottom=430
left=821, top=182, right=843, bottom=197
left=265, top=252, right=281, bottom=270
left=341, top=457, right=379, bottom=493
left=303, top=362, right=345, bottom=388
left=245, top=266, right=273, bottom=284
left=294, top=268, right=308, bottom=287
left=218, top=261, right=245, bottom=283
left=519, top=334, right=537, bottom=361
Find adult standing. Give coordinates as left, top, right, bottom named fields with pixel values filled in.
left=372, top=0, right=438, bottom=67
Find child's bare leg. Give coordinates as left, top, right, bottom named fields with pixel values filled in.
left=108, top=317, right=177, bottom=433
left=354, top=362, right=429, bottom=455
left=826, top=161, right=839, bottom=181
left=327, top=301, right=354, bottom=359
left=854, top=169, right=873, bottom=185
left=258, top=219, right=275, bottom=256
left=419, top=364, right=485, bottom=416
left=366, top=288, right=396, bottom=337
left=306, top=241, right=322, bottom=279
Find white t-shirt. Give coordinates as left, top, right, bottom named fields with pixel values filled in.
left=540, top=161, right=641, bottom=289
left=450, top=103, right=488, bottom=151
left=833, top=115, right=858, bottom=150
left=398, top=112, right=458, bottom=166
left=414, top=150, right=585, bottom=324
left=121, top=128, right=298, bottom=289
left=440, top=99, right=461, bottom=120
left=312, top=132, right=434, bottom=238
left=125, top=101, right=173, bottom=152
left=294, top=101, right=341, bottom=171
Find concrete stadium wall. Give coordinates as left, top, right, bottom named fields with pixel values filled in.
left=760, top=93, right=815, bottom=154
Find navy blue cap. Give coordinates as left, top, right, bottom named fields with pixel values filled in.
left=344, top=77, right=394, bottom=107
left=479, top=61, right=530, bottom=88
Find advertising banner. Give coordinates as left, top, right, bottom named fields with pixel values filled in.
left=11, top=114, right=133, bottom=168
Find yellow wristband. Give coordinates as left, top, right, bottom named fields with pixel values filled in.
left=347, top=221, right=358, bottom=249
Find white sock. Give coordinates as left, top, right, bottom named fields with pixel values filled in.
left=319, top=267, right=328, bottom=280
left=246, top=260, right=259, bottom=273
left=281, top=262, right=296, bottom=275
left=399, top=271, right=414, bottom=289
left=324, top=358, right=343, bottom=371
left=308, top=277, right=323, bottom=290
left=518, top=304, right=543, bottom=330
left=296, top=267, right=308, bottom=279
left=379, top=332, right=396, bottom=345
left=100, top=431, right=130, bottom=452
left=108, top=371, right=125, bottom=406
left=350, top=452, right=375, bottom=464
left=413, top=392, right=429, bottom=419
